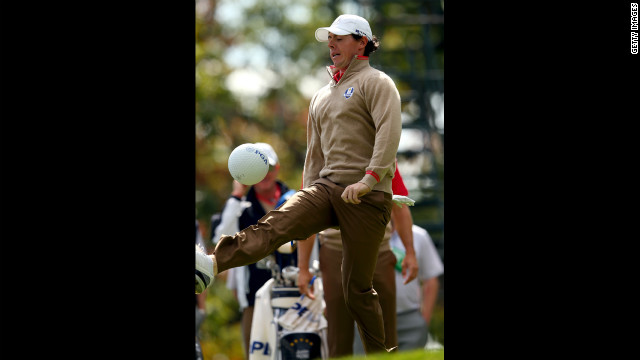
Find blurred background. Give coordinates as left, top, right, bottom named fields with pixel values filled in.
left=196, top=0, right=444, bottom=358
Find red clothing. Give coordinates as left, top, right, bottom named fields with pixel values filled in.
left=330, top=56, right=369, bottom=83
left=391, top=161, right=409, bottom=196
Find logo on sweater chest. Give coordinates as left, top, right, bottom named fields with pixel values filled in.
left=344, top=87, right=354, bottom=99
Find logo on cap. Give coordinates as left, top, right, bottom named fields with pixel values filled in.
left=355, top=29, right=366, bottom=37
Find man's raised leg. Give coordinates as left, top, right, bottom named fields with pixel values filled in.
left=214, top=183, right=336, bottom=273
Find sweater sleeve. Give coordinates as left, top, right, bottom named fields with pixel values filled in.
left=359, top=73, right=402, bottom=190
left=303, top=94, right=324, bottom=188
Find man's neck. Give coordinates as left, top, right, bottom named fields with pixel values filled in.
left=330, top=55, right=369, bottom=82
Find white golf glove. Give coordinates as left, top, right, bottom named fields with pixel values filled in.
left=392, top=195, right=415, bottom=207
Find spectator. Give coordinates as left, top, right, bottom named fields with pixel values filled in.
left=392, top=223, right=443, bottom=350
left=213, top=143, right=297, bottom=359
left=195, top=220, right=206, bottom=360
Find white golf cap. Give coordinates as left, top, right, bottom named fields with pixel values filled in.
left=315, top=14, right=373, bottom=42
left=254, top=142, right=279, bottom=166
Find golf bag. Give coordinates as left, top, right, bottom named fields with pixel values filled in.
left=249, top=256, right=328, bottom=360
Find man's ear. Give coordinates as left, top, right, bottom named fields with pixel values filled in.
left=360, top=37, right=368, bottom=49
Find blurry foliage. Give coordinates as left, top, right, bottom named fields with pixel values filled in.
left=430, top=301, right=445, bottom=346
left=196, top=0, right=335, bottom=241
left=199, top=277, right=244, bottom=360
left=196, top=0, right=444, bottom=242
left=196, top=0, right=444, bottom=356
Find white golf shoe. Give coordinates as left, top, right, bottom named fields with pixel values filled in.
left=195, top=244, right=215, bottom=294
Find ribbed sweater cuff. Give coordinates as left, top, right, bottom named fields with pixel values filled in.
left=359, top=173, right=379, bottom=190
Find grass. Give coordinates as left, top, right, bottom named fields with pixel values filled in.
left=337, top=348, right=444, bottom=360
left=200, top=322, right=245, bottom=360
left=199, top=278, right=444, bottom=360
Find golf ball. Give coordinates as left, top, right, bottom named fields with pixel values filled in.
left=228, top=143, right=269, bottom=185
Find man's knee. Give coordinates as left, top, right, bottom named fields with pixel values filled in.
left=344, top=283, right=377, bottom=308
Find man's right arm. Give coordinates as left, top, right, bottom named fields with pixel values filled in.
left=297, top=234, right=317, bottom=300
left=303, top=96, right=324, bottom=188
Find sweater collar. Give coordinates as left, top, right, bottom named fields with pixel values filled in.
left=327, top=55, right=369, bottom=84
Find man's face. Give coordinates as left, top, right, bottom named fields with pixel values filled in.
left=327, top=32, right=367, bottom=70
left=253, top=164, right=279, bottom=192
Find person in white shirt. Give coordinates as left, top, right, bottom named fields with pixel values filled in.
left=391, top=224, right=443, bottom=350
left=353, top=222, right=443, bottom=353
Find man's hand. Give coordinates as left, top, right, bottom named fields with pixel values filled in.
left=297, top=267, right=315, bottom=300
left=341, top=182, right=371, bottom=204
left=231, top=180, right=249, bottom=198
left=402, top=252, right=419, bottom=284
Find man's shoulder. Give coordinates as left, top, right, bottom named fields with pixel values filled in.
left=359, top=66, right=397, bottom=88
left=360, top=64, right=391, bottom=77
left=313, top=81, right=332, bottom=93
left=310, top=83, right=332, bottom=104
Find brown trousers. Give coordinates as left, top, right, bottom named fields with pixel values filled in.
left=214, top=178, right=394, bottom=354
left=320, top=245, right=397, bottom=358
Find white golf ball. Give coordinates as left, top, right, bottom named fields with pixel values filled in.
left=228, top=143, right=269, bottom=185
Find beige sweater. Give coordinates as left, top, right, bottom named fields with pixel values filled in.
left=303, top=56, right=402, bottom=194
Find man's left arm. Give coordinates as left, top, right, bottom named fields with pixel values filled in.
left=358, top=75, right=402, bottom=190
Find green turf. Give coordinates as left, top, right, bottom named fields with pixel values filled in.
left=336, top=348, right=444, bottom=360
